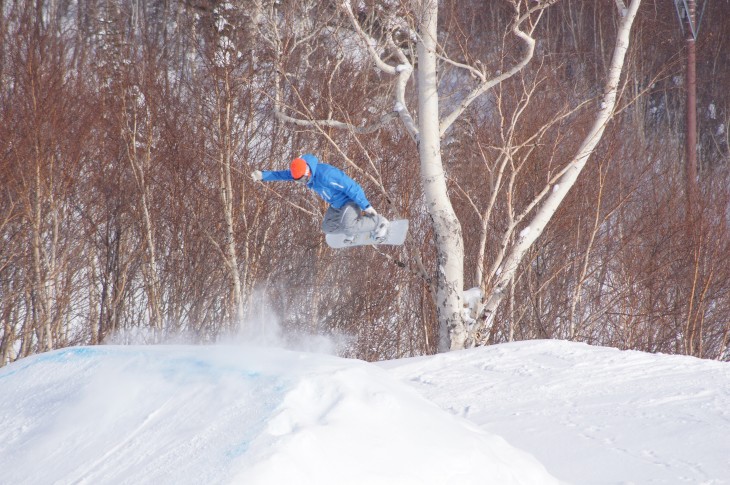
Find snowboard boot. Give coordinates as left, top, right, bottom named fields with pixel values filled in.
left=343, top=234, right=356, bottom=245
left=372, top=216, right=390, bottom=243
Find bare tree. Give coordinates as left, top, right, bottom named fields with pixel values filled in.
left=4, top=0, right=730, bottom=366
left=260, top=0, right=642, bottom=351
left=479, top=0, right=642, bottom=333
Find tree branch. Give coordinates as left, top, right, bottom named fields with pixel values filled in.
left=438, top=1, right=551, bottom=137
left=339, top=1, right=419, bottom=141
left=479, top=0, right=643, bottom=328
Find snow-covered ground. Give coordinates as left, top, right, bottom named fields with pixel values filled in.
left=1, top=339, right=728, bottom=484
left=383, top=340, right=730, bottom=484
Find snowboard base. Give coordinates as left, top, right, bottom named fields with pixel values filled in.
left=326, top=219, right=409, bottom=249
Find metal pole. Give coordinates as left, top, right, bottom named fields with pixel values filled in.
left=684, top=0, right=700, bottom=357
left=685, top=0, right=698, bottom=210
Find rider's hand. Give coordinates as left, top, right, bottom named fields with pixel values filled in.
left=251, top=170, right=263, bottom=182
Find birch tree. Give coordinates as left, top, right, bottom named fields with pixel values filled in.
left=261, top=0, right=642, bottom=351
left=121, top=81, right=164, bottom=339
left=477, top=0, right=641, bottom=336
left=192, top=2, right=272, bottom=330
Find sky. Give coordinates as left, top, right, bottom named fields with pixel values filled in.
left=1, top=336, right=729, bottom=484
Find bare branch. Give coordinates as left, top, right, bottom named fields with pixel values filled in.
left=339, top=2, right=419, bottom=140
left=439, top=2, right=550, bottom=137
left=480, top=0, right=643, bottom=327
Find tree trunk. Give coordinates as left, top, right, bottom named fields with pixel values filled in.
left=481, top=0, right=642, bottom=326
left=219, top=72, right=244, bottom=328
left=126, top=110, right=164, bottom=340
left=416, top=2, right=467, bottom=352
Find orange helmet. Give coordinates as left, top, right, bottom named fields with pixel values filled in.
left=290, top=157, right=310, bottom=180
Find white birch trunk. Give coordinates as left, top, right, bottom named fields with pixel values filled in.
left=126, top=103, right=164, bottom=339
left=481, top=0, right=642, bottom=325
left=219, top=74, right=245, bottom=328
left=138, top=181, right=163, bottom=336
left=31, top=156, right=52, bottom=351
left=417, top=2, right=467, bottom=351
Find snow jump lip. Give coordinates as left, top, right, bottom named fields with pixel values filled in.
left=0, top=344, right=557, bottom=485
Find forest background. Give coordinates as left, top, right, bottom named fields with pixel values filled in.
left=1, top=0, right=729, bottom=365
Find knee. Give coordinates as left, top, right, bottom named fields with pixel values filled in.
left=322, top=218, right=335, bottom=234
left=322, top=213, right=343, bottom=234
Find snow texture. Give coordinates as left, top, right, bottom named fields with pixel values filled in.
left=463, top=287, right=483, bottom=308
left=462, top=287, right=483, bottom=323
left=1, top=340, right=729, bottom=484
left=383, top=340, right=730, bottom=484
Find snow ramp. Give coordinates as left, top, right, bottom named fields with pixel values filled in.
left=0, top=345, right=559, bottom=485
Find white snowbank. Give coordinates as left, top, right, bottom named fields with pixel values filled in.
left=0, top=345, right=557, bottom=485
left=382, top=340, right=730, bottom=484
left=3, top=340, right=729, bottom=484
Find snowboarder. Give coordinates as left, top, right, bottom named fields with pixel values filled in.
left=251, top=154, right=389, bottom=244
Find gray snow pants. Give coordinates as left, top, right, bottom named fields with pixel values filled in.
left=321, top=202, right=379, bottom=237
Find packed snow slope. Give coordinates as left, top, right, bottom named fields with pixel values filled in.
left=382, top=340, right=730, bottom=484
left=1, top=340, right=729, bottom=485
left=0, top=344, right=557, bottom=485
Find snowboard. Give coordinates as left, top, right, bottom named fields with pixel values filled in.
left=326, top=219, right=409, bottom=249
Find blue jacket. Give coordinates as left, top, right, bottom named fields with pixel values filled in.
left=261, top=154, right=372, bottom=210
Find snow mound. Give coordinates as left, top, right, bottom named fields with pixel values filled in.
left=383, top=340, right=730, bottom=484
left=0, top=345, right=558, bottom=485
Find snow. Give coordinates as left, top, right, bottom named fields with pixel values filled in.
left=463, top=287, right=483, bottom=308
left=462, top=287, right=483, bottom=322
left=384, top=341, right=730, bottom=484
left=1, top=340, right=729, bottom=484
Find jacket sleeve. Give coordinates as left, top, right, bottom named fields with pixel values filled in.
left=336, top=170, right=371, bottom=210
left=261, top=170, right=293, bottom=182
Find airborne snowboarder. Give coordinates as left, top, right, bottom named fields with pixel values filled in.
left=252, top=154, right=390, bottom=244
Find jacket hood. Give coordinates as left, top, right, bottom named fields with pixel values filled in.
left=300, top=154, right=319, bottom=177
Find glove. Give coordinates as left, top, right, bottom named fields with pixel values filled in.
left=251, top=170, right=263, bottom=182
left=363, top=206, right=377, bottom=217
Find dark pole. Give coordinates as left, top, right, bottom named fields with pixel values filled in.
left=685, top=0, right=698, bottom=211
left=683, top=0, right=700, bottom=356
